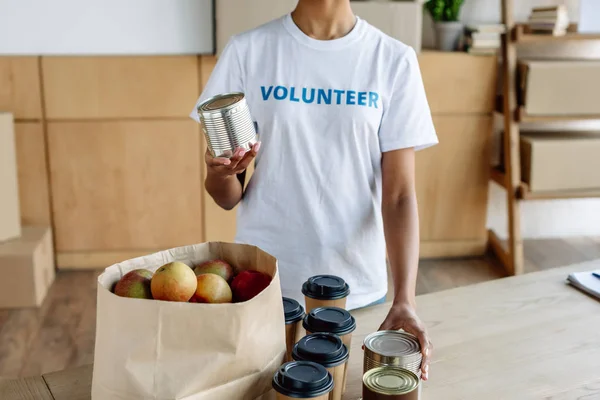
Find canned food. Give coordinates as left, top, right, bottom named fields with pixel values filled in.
left=363, top=367, right=420, bottom=400
left=363, top=331, right=422, bottom=377
left=197, top=92, right=258, bottom=158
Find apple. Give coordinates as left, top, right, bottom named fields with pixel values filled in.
left=151, top=261, right=197, bottom=302
left=114, top=269, right=153, bottom=299
left=194, top=259, right=234, bottom=282
left=231, top=270, right=271, bottom=302
left=192, top=273, right=233, bottom=303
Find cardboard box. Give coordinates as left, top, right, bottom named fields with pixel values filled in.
left=520, top=132, right=600, bottom=192
left=519, top=61, right=600, bottom=116
left=0, top=112, right=21, bottom=242
left=0, top=226, right=55, bottom=308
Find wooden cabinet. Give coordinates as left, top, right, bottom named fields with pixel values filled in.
left=417, top=116, right=493, bottom=257
left=14, top=122, right=51, bottom=225
left=419, top=52, right=497, bottom=114
left=0, top=57, right=43, bottom=120
left=47, top=120, right=204, bottom=254
left=42, top=56, right=200, bottom=119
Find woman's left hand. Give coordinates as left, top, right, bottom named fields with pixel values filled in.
left=379, top=303, right=432, bottom=380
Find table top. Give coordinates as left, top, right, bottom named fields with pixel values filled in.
left=2, top=261, right=600, bottom=400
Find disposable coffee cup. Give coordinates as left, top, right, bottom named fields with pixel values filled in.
left=272, top=360, right=334, bottom=400
left=303, top=307, right=356, bottom=394
left=283, top=297, right=305, bottom=362
left=302, top=275, right=350, bottom=313
left=292, top=333, right=349, bottom=400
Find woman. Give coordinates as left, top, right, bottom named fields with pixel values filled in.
left=190, top=0, right=437, bottom=379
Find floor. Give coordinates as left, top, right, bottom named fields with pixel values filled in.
left=1, top=237, right=599, bottom=379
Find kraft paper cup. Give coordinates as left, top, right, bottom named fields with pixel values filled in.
left=283, top=297, right=305, bottom=363
left=302, top=275, right=350, bottom=313
left=272, top=361, right=334, bottom=400
left=303, top=307, right=356, bottom=393
left=292, top=333, right=349, bottom=400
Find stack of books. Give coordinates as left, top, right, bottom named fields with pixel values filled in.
left=528, top=5, right=570, bottom=36
left=462, top=23, right=506, bottom=55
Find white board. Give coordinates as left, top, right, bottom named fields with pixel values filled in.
left=0, top=0, right=213, bottom=55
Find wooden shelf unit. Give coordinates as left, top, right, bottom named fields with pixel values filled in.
left=490, top=2, right=600, bottom=275
left=491, top=167, right=600, bottom=200
left=514, top=24, right=600, bottom=43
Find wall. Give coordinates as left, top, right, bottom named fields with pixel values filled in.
left=423, top=0, right=599, bottom=239
left=0, top=0, right=213, bottom=55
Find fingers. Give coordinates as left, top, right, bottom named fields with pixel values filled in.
left=234, top=143, right=260, bottom=172
left=416, top=330, right=432, bottom=381
left=205, top=143, right=261, bottom=175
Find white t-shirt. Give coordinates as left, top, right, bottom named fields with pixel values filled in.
left=190, top=14, right=438, bottom=310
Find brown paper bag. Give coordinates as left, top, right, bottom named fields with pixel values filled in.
left=91, top=242, right=286, bottom=400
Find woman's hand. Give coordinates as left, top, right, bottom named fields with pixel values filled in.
left=379, top=302, right=432, bottom=380
left=205, top=142, right=261, bottom=177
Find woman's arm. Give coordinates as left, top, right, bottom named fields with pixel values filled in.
left=205, top=143, right=260, bottom=210
left=379, top=147, right=432, bottom=380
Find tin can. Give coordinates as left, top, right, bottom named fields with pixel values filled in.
left=362, top=367, right=420, bottom=400
left=197, top=92, right=258, bottom=158
left=363, top=331, right=422, bottom=378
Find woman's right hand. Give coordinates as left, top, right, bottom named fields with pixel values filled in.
left=205, top=142, right=261, bottom=177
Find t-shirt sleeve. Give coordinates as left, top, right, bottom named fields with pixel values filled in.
left=378, top=47, right=438, bottom=152
left=189, top=37, right=244, bottom=123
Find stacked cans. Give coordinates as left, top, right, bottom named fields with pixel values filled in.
left=197, top=93, right=258, bottom=158
left=363, top=331, right=423, bottom=379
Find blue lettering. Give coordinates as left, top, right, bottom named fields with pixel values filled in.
left=358, top=92, right=367, bottom=106
left=333, top=89, right=344, bottom=105
left=346, top=90, right=356, bottom=105
left=317, top=89, right=332, bottom=105
left=274, top=86, right=288, bottom=100
left=289, top=87, right=300, bottom=102
left=369, top=92, right=379, bottom=108
left=302, top=88, right=315, bottom=103
left=261, top=86, right=273, bottom=100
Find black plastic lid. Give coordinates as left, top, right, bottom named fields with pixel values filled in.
left=303, top=307, right=357, bottom=336
left=292, top=333, right=349, bottom=368
left=272, top=361, right=334, bottom=398
left=301, top=275, right=350, bottom=300
left=283, top=297, right=305, bottom=324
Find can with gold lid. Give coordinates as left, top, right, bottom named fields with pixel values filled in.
left=362, top=367, right=420, bottom=400
left=197, top=92, right=258, bottom=158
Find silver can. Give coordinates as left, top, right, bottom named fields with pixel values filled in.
left=197, top=92, right=258, bottom=158
left=363, top=331, right=423, bottom=378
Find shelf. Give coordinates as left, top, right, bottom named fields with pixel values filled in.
left=490, top=167, right=600, bottom=200
left=517, top=107, right=600, bottom=123
left=490, top=166, right=506, bottom=187
left=513, top=24, right=600, bottom=44
left=519, top=182, right=600, bottom=200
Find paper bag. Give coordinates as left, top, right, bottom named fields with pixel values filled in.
left=92, top=242, right=286, bottom=400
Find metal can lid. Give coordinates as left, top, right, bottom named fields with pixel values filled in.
left=364, top=330, right=421, bottom=358
left=198, top=92, right=245, bottom=112
left=363, top=367, right=420, bottom=395
left=283, top=297, right=305, bottom=324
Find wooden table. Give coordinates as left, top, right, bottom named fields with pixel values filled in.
left=3, top=261, right=600, bottom=399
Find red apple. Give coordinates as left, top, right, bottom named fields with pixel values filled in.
left=231, top=270, right=271, bottom=302
left=194, top=259, right=234, bottom=281
left=151, top=261, right=197, bottom=302
left=114, top=269, right=153, bottom=299
left=192, top=273, right=232, bottom=303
